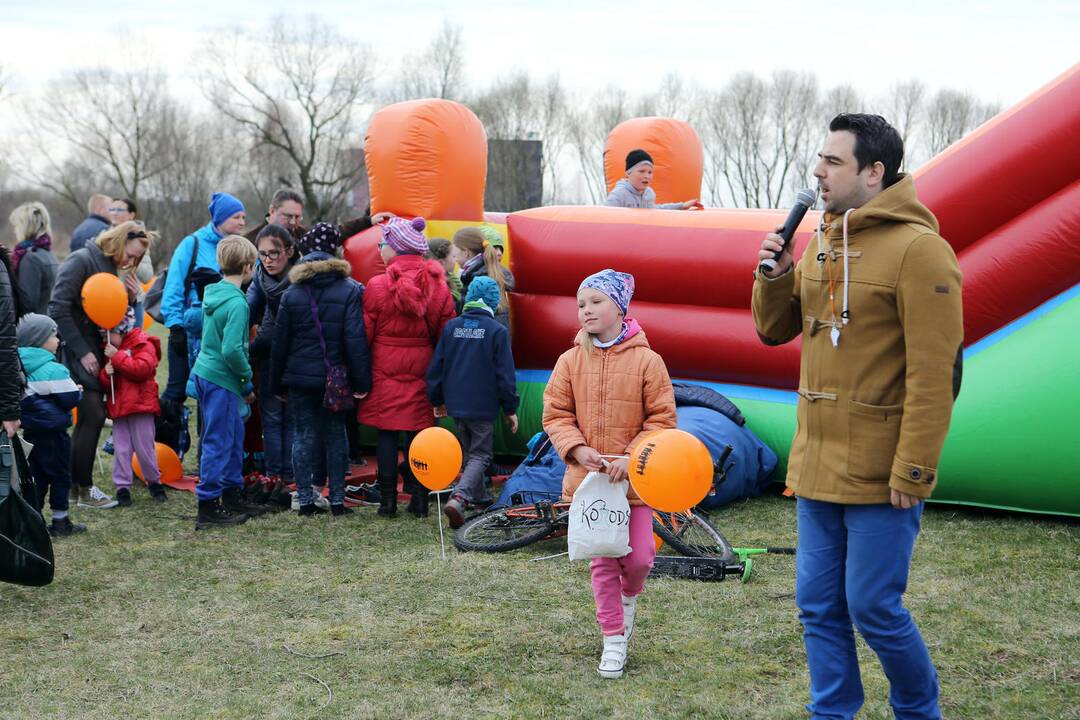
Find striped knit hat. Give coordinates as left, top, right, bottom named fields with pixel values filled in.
left=382, top=216, right=428, bottom=255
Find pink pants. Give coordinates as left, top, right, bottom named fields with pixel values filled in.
left=590, top=504, right=656, bottom=635
left=111, top=414, right=159, bottom=489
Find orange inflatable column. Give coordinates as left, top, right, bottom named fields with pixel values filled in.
left=603, top=118, right=704, bottom=205
left=364, top=99, right=487, bottom=221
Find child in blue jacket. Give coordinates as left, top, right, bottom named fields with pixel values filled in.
left=16, top=314, right=84, bottom=536
left=427, top=276, right=519, bottom=528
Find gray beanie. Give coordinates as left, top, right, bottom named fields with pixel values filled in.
left=16, top=313, right=58, bottom=348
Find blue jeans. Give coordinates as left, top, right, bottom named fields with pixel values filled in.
left=258, top=374, right=293, bottom=479
left=195, top=376, right=244, bottom=501
left=796, top=498, right=940, bottom=720
left=290, top=389, right=347, bottom=506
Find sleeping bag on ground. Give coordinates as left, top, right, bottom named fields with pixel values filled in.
left=496, top=402, right=778, bottom=509
left=675, top=405, right=777, bottom=508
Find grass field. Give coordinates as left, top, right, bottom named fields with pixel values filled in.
left=1, top=329, right=1078, bottom=718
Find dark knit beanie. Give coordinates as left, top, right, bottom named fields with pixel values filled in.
left=625, top=148, right=654, bottom=173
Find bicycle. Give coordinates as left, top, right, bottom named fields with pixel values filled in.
left=452, top=446, right=794, bottom=581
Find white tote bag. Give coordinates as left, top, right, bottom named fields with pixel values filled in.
left=567, top=472, right=632, bottom=561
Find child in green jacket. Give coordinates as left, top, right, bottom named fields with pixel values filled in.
left=191, top=235, right=260, bottom=529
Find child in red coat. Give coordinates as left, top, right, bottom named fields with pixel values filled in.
left=99, top=308, right=167, bottom=506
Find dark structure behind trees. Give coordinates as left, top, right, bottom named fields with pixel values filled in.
left=485, top=139, right=543, bottom=213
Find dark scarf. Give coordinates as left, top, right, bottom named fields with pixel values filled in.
left=256, top=263, right=292, bottom=316
left=12, top=234, right=52, bottom=272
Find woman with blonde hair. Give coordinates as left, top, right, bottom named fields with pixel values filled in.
left=49, top=220, right=155, bottom=509
left=451, top=226, right=515, bottom=330
left=8, top=201, right=58, bottom=315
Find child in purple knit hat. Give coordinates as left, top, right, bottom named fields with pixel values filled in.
left=381, top=217, right=429, bottom=255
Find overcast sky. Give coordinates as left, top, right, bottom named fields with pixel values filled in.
left=3, top=0, right=1077, bottom=109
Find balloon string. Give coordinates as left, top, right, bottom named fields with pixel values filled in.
left=435, top=491, right=447, bottom=561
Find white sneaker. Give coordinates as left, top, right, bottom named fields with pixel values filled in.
left=622, top=594, right=638, bottom=641
left=597, top=633, right=627, bottom=679
left=290, top=489, right=331, bottom=511
left=78, top=485, right=118, bottom=509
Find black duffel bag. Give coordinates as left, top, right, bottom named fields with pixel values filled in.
left=0, top=431, right=55, bottom=587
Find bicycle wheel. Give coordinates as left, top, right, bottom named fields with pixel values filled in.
left=652, top=509, right=736, bottom=561
left=454, top=505, right=558, bottom=553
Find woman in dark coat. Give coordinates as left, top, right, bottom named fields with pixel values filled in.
left=359, top=216, right=455, bottom=518
left=8, top=201, right=58, bottom=315
left=248, top=224, right=299, bottom=496
left=0, top=245, right=23, bottom=441
left=49, top=221, right=151, bottom=508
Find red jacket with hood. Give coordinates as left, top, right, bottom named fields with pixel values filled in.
left=358, top=254, right=455, bottom=431
left=98, top=328, right=162, bottom=419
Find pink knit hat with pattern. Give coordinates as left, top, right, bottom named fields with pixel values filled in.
left=381, top=216, right=428, bottom=255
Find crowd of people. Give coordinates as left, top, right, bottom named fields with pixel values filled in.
left=0, top=185, right=525, bottom=534
left=1, top=120, right=960, bottom=709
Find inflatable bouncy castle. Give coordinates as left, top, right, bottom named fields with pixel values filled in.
left=354, top=64, right=1080, bottom=517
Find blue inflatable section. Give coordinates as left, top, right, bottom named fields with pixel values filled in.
left=496, top=406, right=778, bottom=509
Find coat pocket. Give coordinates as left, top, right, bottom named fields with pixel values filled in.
left=847, top=400, right=903, bottom=482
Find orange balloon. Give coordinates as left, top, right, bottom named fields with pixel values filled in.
left=71, top=406, right=78, bottom=427
left=81, top=272, right=128, bottom=328
left=408, top=426, right=462, bottom=491
left=142, top=311, right=153, bottom=331
left=141, top=278, right=155, bottom=294
left=133, top=442, right=183, bottom=485
left=628, top=429, right=713, bottom=512
left=653, top=532, right=664, bottom=553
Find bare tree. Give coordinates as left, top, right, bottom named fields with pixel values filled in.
left=200, top=15, right=376, bottom=220
left=394, top=21, right=466, bottom=101
left=924, top=88, right=999, bottom=156
left=12, top=65, right=186, bottom=216
left=565, top=86, right=631, bottom=204
left=469, top=72, right=569, bottom=204
left=702, top=70, right=819, bottom=209
left=877, top=79, right=926, bottom=167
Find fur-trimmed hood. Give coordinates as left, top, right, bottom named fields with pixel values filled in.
left=288, top=255, right=353, bottom=285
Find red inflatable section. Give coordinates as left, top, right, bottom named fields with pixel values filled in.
left=912, top=64, right=1080, bottom=253
left=343, top=225, right=386, bottom=285
left=508, top=64, right=1080, bottom=388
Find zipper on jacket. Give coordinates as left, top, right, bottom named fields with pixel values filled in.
left=597, top=348, right=607, bottom=453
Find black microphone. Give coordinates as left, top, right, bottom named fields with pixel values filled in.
left=759, top=188, right=817, bottom=274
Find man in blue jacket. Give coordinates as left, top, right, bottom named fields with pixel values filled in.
left=427, top=276, right=519, bottom=528
left=159, top=192, right=246, bottom=404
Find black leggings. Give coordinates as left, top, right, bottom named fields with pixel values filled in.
left=162, top=327, right=189, bottom=403
left=71, top=389, right=106, bottom=488
left=375, top=430, right=418, bottom=488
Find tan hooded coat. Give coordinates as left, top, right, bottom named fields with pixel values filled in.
left=752, top=175, right=964, bottom=503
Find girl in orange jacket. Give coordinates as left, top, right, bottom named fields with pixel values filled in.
left=542, top=269, right=677, bottom=679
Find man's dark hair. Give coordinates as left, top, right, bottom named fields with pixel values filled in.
left=118, top=198, right=136, bottom=214
left=829, top=113, right=904, bottom=188
left=269, top=189, right=304, bottom=209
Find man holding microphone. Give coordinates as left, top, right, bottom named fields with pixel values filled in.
left=752, top=113, right=963, bottom=720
